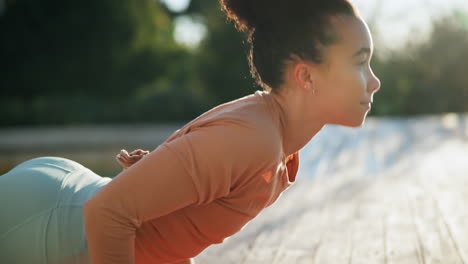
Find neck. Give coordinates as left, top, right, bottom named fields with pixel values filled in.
left=265, top=89, right=326, bottom=157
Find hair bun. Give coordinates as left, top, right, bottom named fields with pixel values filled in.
left=219, top=0, right=256, bottom=32
left=220, top=1, right=355, bottom=34
left=220, top=0, right=283, bottom=33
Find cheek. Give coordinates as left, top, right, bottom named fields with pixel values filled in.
left=336, top=70, right=368, bottom=111
left=318, top=67, right=370, bottom=125
left=318, top=66, right=365, bottom=107
left=349, top=67, right=367, bottom=86
left=329, top=68, right=365, bottom=100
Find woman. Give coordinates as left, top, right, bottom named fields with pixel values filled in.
left=0, top=0, right=380, bottom=263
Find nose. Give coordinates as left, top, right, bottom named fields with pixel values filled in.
left=368, top=69, right=381, bottom=94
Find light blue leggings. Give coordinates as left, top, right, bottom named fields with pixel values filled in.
left=0, top=157, right=111, bottom=264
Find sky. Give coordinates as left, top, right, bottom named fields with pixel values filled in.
left=353, top=0, right=468, bottom=50
left=160, top=0, right=468, bottom=50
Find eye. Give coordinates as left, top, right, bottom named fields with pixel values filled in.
left=357, top=54, right=370, bottom=66
left=357, top=59, right=367, bottom=66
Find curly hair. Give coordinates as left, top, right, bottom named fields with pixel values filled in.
left=219, top=0, right=357, bottom=92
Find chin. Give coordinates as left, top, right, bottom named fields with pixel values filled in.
left=337, top=116, right=367, bottom=128
left=327, top=110, right=369, bottom=127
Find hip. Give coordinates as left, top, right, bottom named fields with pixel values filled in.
left=0, top=157, right=111, bottom=263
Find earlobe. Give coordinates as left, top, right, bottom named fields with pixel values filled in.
left=306, top=82, right=318, bottom=96
left=293, top=63, right=314, bottom=91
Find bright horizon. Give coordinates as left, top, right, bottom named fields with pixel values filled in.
left=353, top=0, right=468, bottom=50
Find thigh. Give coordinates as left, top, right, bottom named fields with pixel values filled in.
left=0, top=211, right=50, bottom=264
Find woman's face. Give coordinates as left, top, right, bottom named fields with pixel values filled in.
left=313, top=15, right=381, bottom=127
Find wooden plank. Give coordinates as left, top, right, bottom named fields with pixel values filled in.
left=346, top=185, right=387, bottom=264
left=238, top=179, right=334, bottom=264
left=268, top=198, right=332, bottom=264
left=405, top=183, right=463, bottom=264
left=376, top=180, right=421, bottom=264
left=417, top=141, right=468, bottom=264
left=415, top=155, right=468, bottom=264
left=312, top=195, right=360, bottom=264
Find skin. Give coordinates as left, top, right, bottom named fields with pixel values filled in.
left=115, top=14, right=379, bottom=264
left=116, top=149, right=149, bottom=169
left=268, top=14, right=381, bottom=157
left=117, top=149, right=195, bottom=264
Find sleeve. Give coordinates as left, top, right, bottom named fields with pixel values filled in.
left=82, top=120, right=270, bottom=264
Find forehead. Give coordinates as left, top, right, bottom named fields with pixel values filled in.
left=326, top=15, right=373, bottom=57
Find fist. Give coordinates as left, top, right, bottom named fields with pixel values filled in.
left=116, top=149, right=149, bottom=169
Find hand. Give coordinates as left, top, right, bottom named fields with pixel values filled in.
left=116, top=149, right=149, bottom=169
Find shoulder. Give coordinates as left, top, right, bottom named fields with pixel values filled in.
left=165, top=92, right=282, bottom=162
left=192, top=116, right=282, bottom=161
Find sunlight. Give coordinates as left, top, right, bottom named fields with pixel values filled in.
left=160, top=0, right=190, bottom=13
left=174, top=16, right=207, bottom=49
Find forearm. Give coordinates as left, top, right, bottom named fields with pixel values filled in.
left=83, top=144, right=199, bottom=263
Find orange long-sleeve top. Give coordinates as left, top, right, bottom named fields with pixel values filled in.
left=83, top=90, right=299, bottom=264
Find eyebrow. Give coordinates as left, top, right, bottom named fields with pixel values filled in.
left=352, top=47, right=371, bottom=58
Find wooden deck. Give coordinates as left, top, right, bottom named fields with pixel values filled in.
left=196, top=114, right=468, bottom=264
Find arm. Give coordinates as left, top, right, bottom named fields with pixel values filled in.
left=83, top=143, right=199, bottom=264
left=83, top=123, right=250, bottom=263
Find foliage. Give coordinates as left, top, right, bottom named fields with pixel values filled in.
left=371, top=11, right=468, bottom=115
left=0, top=0, right=194, bottom=126
left=185, top=2, right=256, bottom=105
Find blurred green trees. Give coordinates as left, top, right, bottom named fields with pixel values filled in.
left=371, top=10, right=468, bottom=116
left=0, top=0, right=467, bottom=127
left=0, top=0, right=203, bottom=125
left=181, top=1, right=255, bottom=105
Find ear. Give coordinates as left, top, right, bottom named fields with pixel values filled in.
left=292, top=62, right=314, bottom=92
